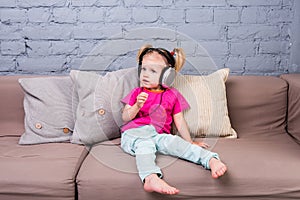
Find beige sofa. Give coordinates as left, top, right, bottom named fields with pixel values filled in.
left=0, top=72, right=300, bottom=200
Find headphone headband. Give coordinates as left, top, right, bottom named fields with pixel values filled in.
left=138, top=47, right=175, bottom=68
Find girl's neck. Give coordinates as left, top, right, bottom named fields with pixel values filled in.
left=143, top=87, right=165, bottom=92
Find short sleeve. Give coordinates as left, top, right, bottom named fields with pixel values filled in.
left=172, top=88, right=190, bottom=114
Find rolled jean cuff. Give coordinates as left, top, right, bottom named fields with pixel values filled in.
left=205, top=153, right=220, bottom=169
left=140, top=171, right=163, bottom=183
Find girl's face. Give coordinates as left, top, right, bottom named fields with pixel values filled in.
left=140, top=52, right=168, bottom=90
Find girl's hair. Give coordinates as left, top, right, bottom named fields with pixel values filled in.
left=137, top=44, right=186, bottom=72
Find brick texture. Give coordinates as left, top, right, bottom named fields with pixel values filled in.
left=0, top=0, right=298, bottom=75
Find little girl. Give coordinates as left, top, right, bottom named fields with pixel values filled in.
left=121, top=44, right=227, bottom=195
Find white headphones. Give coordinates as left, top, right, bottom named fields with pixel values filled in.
left=158, top=66, right=176, bottom=88
left=138, top=48, right=176, bottom=88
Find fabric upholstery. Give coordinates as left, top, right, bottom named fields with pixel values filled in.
left=0, top=137, right=88, bottom=200
left=76, top=135, right=300, bottom=200
left=226, top=75, right=288, bottom=138
left=0, top=76, right=25, bottom=136
left=280, top=74, right=300, bottom=143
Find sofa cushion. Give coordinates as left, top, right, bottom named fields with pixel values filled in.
left=173, top=68, right=237, bottom=138
left=18, top=76, right=77, bottom=144
left=70, top=67, right=139, bottom=145
left=280, top=74, right=300, bottom=143
left=0, top=76, right=25, bottom=137
left=76, top=135, right=300, bottom=199
left=226, top=75, right=288, bottom=138
left=0, top=137, right=88, bottom=200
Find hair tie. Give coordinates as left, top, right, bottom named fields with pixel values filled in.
left=170, top=51, right=176, bottom=57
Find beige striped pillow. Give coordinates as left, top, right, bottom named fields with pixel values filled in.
left=173, top=68, right=237, bottom=138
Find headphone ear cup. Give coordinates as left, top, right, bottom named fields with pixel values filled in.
left=160, top=67, right=176, bottom=88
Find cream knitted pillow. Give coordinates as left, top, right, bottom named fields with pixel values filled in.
left=173, top=68, right=237, bottom=138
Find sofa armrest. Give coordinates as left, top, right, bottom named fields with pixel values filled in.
left=280, top=74, right=300, bottom=144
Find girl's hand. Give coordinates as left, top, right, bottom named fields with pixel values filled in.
left=136, top=92, right=148, bottom=108
left=192, top=141, right=210, bottom=149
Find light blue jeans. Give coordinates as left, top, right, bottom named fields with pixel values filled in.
left=121, top=125, right=219, bottom=182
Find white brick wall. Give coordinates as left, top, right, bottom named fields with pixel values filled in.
left=0, top=0, right=298, bottom=75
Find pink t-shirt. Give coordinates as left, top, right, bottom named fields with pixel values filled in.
left=121, top=87, right=190, bottom=134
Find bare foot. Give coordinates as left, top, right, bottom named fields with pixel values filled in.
left=144, top=174, right=179, bottom=195
left=209, top=158, right=227, bottom=179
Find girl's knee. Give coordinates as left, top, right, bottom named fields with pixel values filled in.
left=157, top=134, right=191, bottom=154
left=135, top=139, right=157, bottom=154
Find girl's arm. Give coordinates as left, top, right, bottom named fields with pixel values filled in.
left=122, top=104, right=141, bottom=122
left=173, top=112, right=193, bottom=143
left=173, top=112, right=209, bottom=148
left=122, top=92, right=148, bottom=122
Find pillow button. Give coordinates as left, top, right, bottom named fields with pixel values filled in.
left=98, top=108, right=105, bottom=116
left=63, top=128, right=70, bottom=134
left=35, top=123, right=42, bottom=129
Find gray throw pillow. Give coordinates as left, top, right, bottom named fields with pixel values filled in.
left=70, top=67, right=139, bottom=145
left=18, top=76, right=78, bottom=144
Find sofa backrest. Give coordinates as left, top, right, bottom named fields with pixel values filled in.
left=280, top=74, right=300, bottom=144
left=0, top=74, right=289, bottom=139
left=226, top=76, right=288, bottom=139
left=0, top=76, right=26, bottom=136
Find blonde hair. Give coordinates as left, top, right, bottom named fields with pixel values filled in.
left=137, top=44, right=186, bottom=72
left=172, top=47, right=186, bottom=72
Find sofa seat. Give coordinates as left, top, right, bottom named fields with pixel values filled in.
left=76, top=133, right=300, bottom=200
left=212, top=135, right=300, bottom=199
left=0, top=136, right=88, bottom=200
